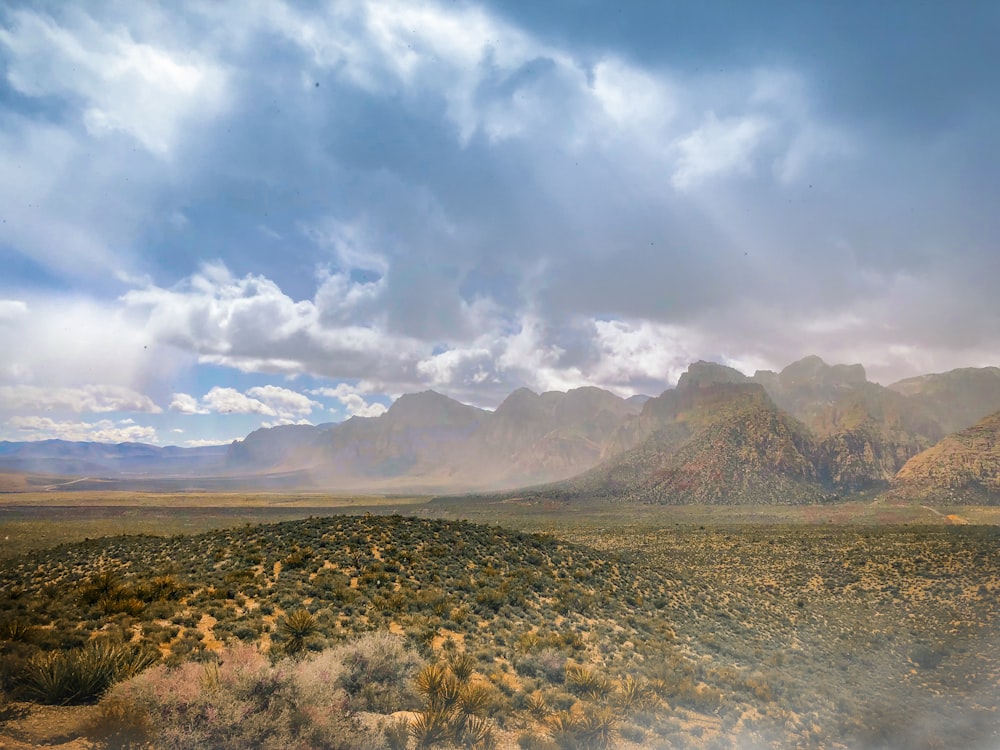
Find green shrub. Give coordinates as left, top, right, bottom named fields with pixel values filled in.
left=21, top=641, right=158, bottom=705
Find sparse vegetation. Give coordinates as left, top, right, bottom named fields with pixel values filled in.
left=0, top=512, right=998, bottom=749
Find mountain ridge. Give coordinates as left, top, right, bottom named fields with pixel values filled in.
left=5, top=357, right=1000, bottom=502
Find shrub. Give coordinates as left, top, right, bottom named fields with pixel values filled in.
left=102, top=642, right=379, bottom=750
left=384, top=717, right=410, bottom=750
left=21, top=641, right=158, bottom=705
left=333, top=632, right=424, bottom=712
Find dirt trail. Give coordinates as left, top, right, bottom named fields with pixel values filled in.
left=921, top=505, right=969, bottom=524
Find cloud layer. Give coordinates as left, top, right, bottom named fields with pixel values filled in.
left=1, top=0, right=997, bottom=443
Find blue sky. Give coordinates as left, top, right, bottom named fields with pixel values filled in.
left=0, top=0, right=998, bottom=446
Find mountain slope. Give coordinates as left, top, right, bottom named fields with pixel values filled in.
left=883, top=411, right=1000, bottom=504
left=0, top=440, right=228, bottom=476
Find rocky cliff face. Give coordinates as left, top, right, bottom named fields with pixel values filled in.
left=883, top=412, right=1000, bottom=504
left=546, top=367, right=824, bottom=505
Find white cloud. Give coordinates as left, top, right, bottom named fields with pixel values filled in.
left=201, top=387, right=276, bottom=417
left=310, top=383, right=388, bottom=418
left=671, top=112, right=771, bottom=190
left=9, top=416, right=158, bottom=443
left=171, top=384, right=319, bottom=420
left=0, top=300, right=28, bottom=322
left=123, top=262, right=426, bottom=381
left=184, top=437, right=237, bottom=447
left=246, top=385, right=320, bottom=417
left=0, top=294, right=184, bottom=391
left=0, top=384, right=161, bottom=414
left=261, top=418, right=315, bottom=428
left=169, top=392, right=209, bottom=414
left=0, top=8, right=228, bottom=156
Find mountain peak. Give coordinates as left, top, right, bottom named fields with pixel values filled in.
left=779, top=356, right=867, bottom=388
left=385, top=391, right=487, bottom=428
left=676, top=361, right=748, bottom=391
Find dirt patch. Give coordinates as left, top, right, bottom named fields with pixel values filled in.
left=0, top=702, right=99, bottom=749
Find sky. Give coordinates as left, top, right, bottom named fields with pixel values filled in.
left=0, top=0, right=998, bottom=446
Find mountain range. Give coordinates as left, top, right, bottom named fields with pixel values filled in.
left=3, top=356, right=1000, bottom=503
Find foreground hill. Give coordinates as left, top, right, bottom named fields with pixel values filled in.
left=1, top=515, right=997, bottom=749
left=884, top=411, right=1000, bottom=504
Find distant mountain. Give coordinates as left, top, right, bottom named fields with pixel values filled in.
left=883, top=411, right=1000, bottom=504
left=0, top=440, right=228, bottom=477
left=224, top=387, right=642, bottom=492
left=888, top=366, right=1000, bottom=434
left=9, top=358, right=1000, bottom=500
left=537, top=364, right=825, bottom=505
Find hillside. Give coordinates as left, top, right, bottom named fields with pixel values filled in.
left=754, top=357, right=944, bottom=491
left=884, top=411, right=1000, bottom=504
left=1, top=515, right=997, bottom=749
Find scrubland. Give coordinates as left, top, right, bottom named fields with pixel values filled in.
left=0, top=506, right=997, bottom=749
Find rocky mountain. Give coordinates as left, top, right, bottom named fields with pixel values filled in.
left=750, top=357, right=944, bottom=491
left=9, top=358, right=1000, bottom=502
left=888, top=366, right=1000, bottom=434
left=539, top=364, right=825, bottom=505
left=883, top=411, right=1000, bottom=504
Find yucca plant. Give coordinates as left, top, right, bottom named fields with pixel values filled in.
left=546, top=708, right=617, bottom=750
left=410, top=706, right=452, bottom=748
left=615, top=674, right=658, bottom=713
left=575, top=708, right=618, bottom=750
left=415, top=662, right=452, bottom=701
left=0, top=618, right=34, bottom=643
left=447, top=652, right=477, bottom=684
left=22, top=641, right=158, bottom=705
left=456, top=682, right=492, bottom=717
left=279, top=609, right=318, bottom=655
left=457, top=715, right=497, bottom=750
left=524, top=691, right=550, bottom=720
left=565, top=664, right=611, bottom=700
